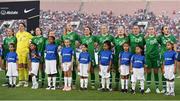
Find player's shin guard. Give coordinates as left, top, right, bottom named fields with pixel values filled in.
left=162, top=75, right=166, bottom=90
left=146, top=72, right=151, bottom=88
left=12, top=77, right=16, bottom=85
left=68, top=77, right=72, bottom=87
left=90, top=72, right=95, bottom=87
left=166, top=81, right=170, bottom=93
left=9, top=77, right=13, bottom=85
left=121, top=79, right=125, bottom=90
left=32, top=76, right=37, bottom=86
left=169, top=81, right=174, bottom=93
left=140, top=80, right=144, bottom=90
left=101, top=78, right=105, bottom=88
left=80, top=78, right=83, bottom=88
left=106, top=78, right=110, bottom=89
left=131, top=82, right=136, bottom=90
left=52, top=76, right=56, bottom=87
left=84, top=78, right=88, bottom=88
left=64, top=77, right=67, bottom=87
left=154, top=73, right=159, bottom=89
left=125, top=79, right=129, bottom=90
left=47, top=77, right=52, bottom=87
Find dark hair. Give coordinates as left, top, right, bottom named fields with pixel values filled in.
left=103, top=40, right=111, bottom=50
left=135, top=45, right=144, bottom=54
left=166, top=41, right=174, bottom=50
left=35, top=27, right=43, bottom=35
left=161, top=25, right=168, bottom=35
left=82, top=43, right=88, bottom=48
left=123, top=42, right=129, bottom=46
left=48, top=36, right=55, bottom=40
left=19, top=22, right=26, bottom=27
left=84, top=26, right=92, bottom=35
left=9, top=43, right=15, bottom=48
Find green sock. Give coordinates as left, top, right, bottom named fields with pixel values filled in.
left=162, top=75, right=166, bottom=89
left=115, top=72, right=120, bottom=88
left=154, top=73, right=159, bottom=89
left=72, top=70, right=76, bottom=85
left=91, top=72, right=95, bottom=86
left=61, top=71, right=64, bottom=84
left=146, top=72, right=151, bottom=88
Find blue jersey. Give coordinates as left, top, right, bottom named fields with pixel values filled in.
left=164, top=50, right=176, bottom=65
left=45, top=44, right=58, bottom=60
left=30, top=50, right=41, bottom=63
left=78, top=51, right=91, bottom=64
left=61, top=47, right=74, bottom=63
left=131, top=54, right=145, bottom=68
left=119, top=51, right=132, bottom=65
left=6, top=52, right=18, bottom=63
left=99, top=50, right=112, bottom=66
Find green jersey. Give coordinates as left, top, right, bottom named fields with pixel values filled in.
left=80, top=35, right=97, bottom=63
left=96, top=34, right=114, bottom=50
left=61, top=32, right=80, bottom=50
left=128, top=33, right=145, bottom=54
left=158, top=34, right=177, bottom=55
left=113, top=36, right=129, bottom=67
left=2, top=36, right=17, bottom=58
left=31, top=35, right=46, bottom=53
left=145, top=35, right=159, bottom=57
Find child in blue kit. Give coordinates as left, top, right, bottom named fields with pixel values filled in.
left=78, top=44, right=91, bottom=90
left=61, top=39, right=74, bottom=91
left=6, top=43, right=18, bottom=88
left=99, top=41, right=112, bottom=92
left=130, top=45, right=145, bottom=94
left=45, top=36, right=58, bottom=90
left=163, top=42, right=177, bottom=96
left=119, top=42, right=132, bottom=93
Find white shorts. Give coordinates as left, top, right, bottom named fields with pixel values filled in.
left=164, top=64, right=175, bottom=80
left=79, top=63, right=89, bottom=77
left=62, top=62, right=72, bottom=72
left=119, top=65, right=129, bottom=76
left=30, top=62, right=39, bottom=76
left=6, top=63, right=18, bottom=77
left=45, top=60, right=57, bottom=74
left=99, top=65, right=110, bottom=78
left=131, top=68, right=144, bottom=83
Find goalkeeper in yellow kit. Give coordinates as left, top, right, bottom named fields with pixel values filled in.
left=16, top=23, right=33, bottom=87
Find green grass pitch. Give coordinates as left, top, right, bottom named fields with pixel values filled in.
left=0, top=69, right=179, bottom=100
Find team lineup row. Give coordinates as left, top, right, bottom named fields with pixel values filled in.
left=1, top=22, right=180, bottom=96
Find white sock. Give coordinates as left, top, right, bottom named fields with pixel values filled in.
left=125, top=79, right=129, bottom=89
left=140, top=80, right=144, bottom=90
left=32, top=76, right=36, bottom=86
left=52, top=77, right=56, bottom=87
left=68, top=77, right=72, bottom=87
left=64, top=77, right=68, bottom=87
left=47, top=77, right=51, bottom=87
left=121, top=79, right=125, bottom=89
left=13, top=77, right=16, bottom=85
left=9, top=77, right=13, bottom=85
left=166, top=81, right=170, bottom=93
left=80, top=78, right=83, bottom=88
left=132, top=82, right=136, bottom=90
left=170, top=81, right=174, bottom=93
left=84, top=78, right=88, bottom=88
left=101, top=78, right=105, bottom=88
left=106, top=78, right=110, bottom=89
